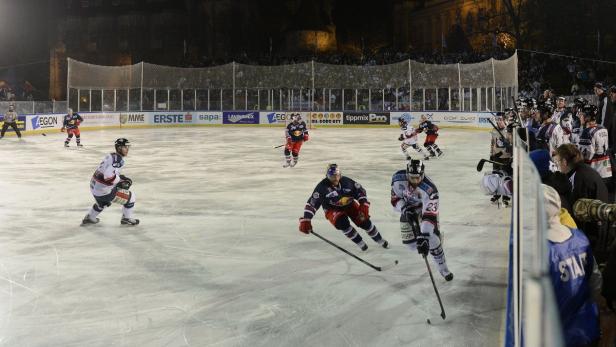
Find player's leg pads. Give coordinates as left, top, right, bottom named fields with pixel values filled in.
left=340, top=225, right=367, bottom=250
left=400, top=221, right=418, bottom=251
left=112, top=188, right=132, bottom=205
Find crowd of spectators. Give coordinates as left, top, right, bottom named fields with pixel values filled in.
left=0, top=80, right=37, bottom=102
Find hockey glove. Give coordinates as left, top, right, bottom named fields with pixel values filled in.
left=398, top=134, right=404, bottom=141
left=416, top=236, right=429, bottom=256
left=117, top=175, right=132, bottom=190
left=359, top=202, right=370, bottom=219
left=303, top=134, right=309, bottom=141
left=299, top=218, right=312, bottom=234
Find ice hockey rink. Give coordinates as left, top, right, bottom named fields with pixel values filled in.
left=0, top=126, right=510, bottom=346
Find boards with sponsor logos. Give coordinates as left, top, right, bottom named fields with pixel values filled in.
left=390, top=112, right=495, bottom=129
left=13, top=110, right=496, bottom=136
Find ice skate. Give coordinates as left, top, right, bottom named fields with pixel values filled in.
left=283, top=160, right=291, bottom=168
left=359, top=242, right=368, bottom=251
left=289, top=158, right=298, bottom=167
left=438, top=265, right=454, bottom=281
left=77, top=143, right=83, bottom=147
left=81, top=214, right=99, bottom=226
left=378, top=239, right=389, bottom=249
left=121, top=217, right=140, bottom=225
left=64, top=143, right=69, bottom=147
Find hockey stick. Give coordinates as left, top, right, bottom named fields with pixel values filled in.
left=273, top=144, right=285, bottom=148
left=422, top=254, right=447, bottom=320
left=476, top=158, right=504, bottom=172
left=407, top=210, right=446, bottom=320
left=310, top=230, right=382, bottom=271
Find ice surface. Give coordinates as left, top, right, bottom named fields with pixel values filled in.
left=0, top=127, right=510, bottom=346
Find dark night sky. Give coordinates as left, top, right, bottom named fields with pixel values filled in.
left=0, top=0, right=50, bottom=68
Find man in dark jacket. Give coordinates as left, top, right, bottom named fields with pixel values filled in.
left=594, top=82, right=611, bottom=126
left=554, top=144, right=608, bottom=254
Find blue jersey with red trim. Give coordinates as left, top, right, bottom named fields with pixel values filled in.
left=303, top=176, right=368, bottom=219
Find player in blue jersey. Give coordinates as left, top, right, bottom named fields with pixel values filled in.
left=283, top=114, right=309, bottom=168
left=390, top=160, right=453, bottom=280
left=543, top=185, right=602, bottom=346
left=62, top=108, right=84, bottom=147
left=298, top=164, right=389, bottom=251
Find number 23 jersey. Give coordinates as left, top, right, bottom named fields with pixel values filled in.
left=390, top=170, right=439, bottom=221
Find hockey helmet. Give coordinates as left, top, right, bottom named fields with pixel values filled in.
left=406, top=160, right=425, bottom=186
left=115, top=138, right=131, bottom=150
left=326, top=163, right=341, bottom=180
left=559, top=112, right=573, bottom=131
left=291, top=113, right=301, bottom=123
left=398, top=117, right=408, bottom=129
left=581, top=104, right=598, bottom=122
left=573, top=97, right=589, bottom=107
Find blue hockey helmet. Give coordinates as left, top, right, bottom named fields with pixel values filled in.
left=326, top=163, right=340, bottom=179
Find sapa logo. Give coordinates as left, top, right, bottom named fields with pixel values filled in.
left=199, top=114, right=220, bottom=121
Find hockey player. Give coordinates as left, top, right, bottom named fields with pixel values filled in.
left=390, top=160, right=453, bottom=281
left=0, top=104, right=22, bottom=139
left=62, top=108, right=84, bottom=147
left=548, top=112, right=573, bottom=156
left=480, top=170, right=513, bottom=207
left=577, top=104, right=612, bottom=182
left=416, top=114, right=443, bottom=159
left=283, top=113, right=309, bottom=168
left=398, top=117, right=427, bottom=160
left=551, top=96, right=568, bottom=123
left=299, top=164, right=389, bottom=251
left=82, top=138, right=139, bottom=226
left=489, top=113, right=513, bottom=170
left=535, top=105, right=557, bottom=151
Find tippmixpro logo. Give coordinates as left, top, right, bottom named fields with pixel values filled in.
left=369, top=113, right=388, bottom=123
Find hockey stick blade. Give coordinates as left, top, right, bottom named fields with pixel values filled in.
left=476, top=159, right=487, bottom=172
left=311, top=230, right=382, bottom=271
left=273, top=144, right=285, bottom=149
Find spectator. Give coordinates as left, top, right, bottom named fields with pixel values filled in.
left=553, top=144, right=608, bottom=251
left=543, top=184, right=602, bottom=347
left=594, top=82, right=610, bottom=126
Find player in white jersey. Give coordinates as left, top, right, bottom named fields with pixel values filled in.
left=480, top=170, right=513, bottom=208
left=551, top=96, right=568, bottom=123
left=398, top=118, right=427, bottom=160
left=81, top=138, right=139, bottom=226
left=577, top=105, right=612, bottom=180
left=548, top=112, right=573, bottom=156
left=390, top=160, right=453, bottom=281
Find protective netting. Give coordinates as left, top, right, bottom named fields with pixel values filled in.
left=67, top=52, right=517, bottom=111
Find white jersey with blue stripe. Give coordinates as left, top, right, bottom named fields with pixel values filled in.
left=390, top=170, right=439, bottom=220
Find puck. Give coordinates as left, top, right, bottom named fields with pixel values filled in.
left=394, top=260, right=398, bottom=264
left=41, top=133, right=47, bottom=136
left=426, top=318, right=431, bottom=324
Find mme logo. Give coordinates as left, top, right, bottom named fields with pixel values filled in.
left=31, top=115, right=59, bottom=129
left=119, top=113, right=145, bottom=124
left=369, top=113, right=387, bottom=123
left=267, top=113, right=286, bottom=123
